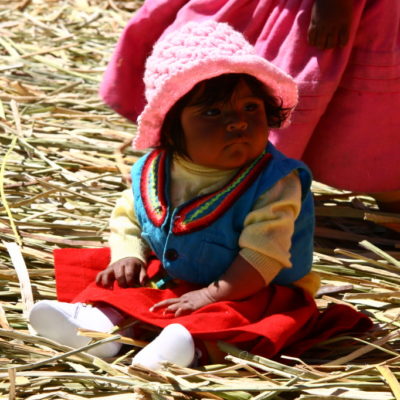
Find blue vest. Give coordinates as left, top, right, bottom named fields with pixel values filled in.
left=131, top=143, right=314, bottom=286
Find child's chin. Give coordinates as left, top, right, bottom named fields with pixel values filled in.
left=219, top=157, right=253, bottom=170
left=224, top=148, right=256, bottom=168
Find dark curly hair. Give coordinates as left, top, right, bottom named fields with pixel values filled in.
left=160, top=73, right=291, bottom=157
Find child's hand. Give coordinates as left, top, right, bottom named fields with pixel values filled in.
left=308, top=0, right=354, bottom=49
left=150, top=288, right=215, bottom=317
left=96, top=257, right=147, bottom=288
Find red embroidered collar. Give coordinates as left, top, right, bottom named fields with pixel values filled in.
left=140, top=149, right=271, bottom=234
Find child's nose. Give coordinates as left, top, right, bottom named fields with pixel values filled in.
left=226, top=113, right=248, bottom=133
left=227, top=120, right=248, bottom=132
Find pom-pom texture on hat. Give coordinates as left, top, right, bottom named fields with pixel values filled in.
left=135, top=21, right=298, bottom=150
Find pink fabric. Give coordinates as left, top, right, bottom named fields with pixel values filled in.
left=100, top=0, right=400, bottom=191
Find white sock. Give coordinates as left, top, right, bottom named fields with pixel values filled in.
left=131, top=323, right=195, bottom=370
left=29, top=300, right=125, bottom=358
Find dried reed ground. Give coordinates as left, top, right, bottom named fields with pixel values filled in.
left=0, top=1, right=400, bottom=399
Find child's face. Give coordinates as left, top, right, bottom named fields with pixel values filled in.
left=180, top=80, right=269, bottom=169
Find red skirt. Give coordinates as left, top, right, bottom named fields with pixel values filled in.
left=54, top=247, right=372, bottom=359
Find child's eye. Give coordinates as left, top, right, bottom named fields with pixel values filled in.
left=202, top=108, right=221, bottom=117
left=244, top=102, right=259, bottom=112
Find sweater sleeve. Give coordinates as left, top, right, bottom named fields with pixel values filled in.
left=239, top=171, right=301, bottom=285
left=108, top=189, right=150, bottom=264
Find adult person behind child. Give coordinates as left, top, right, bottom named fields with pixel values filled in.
left=100, top=0, right=400, bottom=212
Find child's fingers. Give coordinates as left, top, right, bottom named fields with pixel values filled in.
left=173, top=306, right=189, bottom=317
left=150, top=298, right=179, bottom=311
left=115, top=264, right=129, bottom=288
left=123, top=260, right=146, bottom=286
left=96, top=269, right=114, bottom=288
left=139, top=267, right=148, bottom=285
left=162, top=302, right=190, bottom=317
left=95, top=272, right=102, bottom=285
left=123, top=264, right=136, bottom=286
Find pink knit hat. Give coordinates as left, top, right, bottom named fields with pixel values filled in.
left=135, top=20, right=298, bottom=150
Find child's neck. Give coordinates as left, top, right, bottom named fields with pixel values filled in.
left=173, top=153, right=239, bottom=176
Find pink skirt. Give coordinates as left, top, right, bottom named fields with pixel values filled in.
left=100, top=0, right=400, bottom=192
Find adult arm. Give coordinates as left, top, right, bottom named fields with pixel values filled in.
left=308, top=0, right=355, bottom=49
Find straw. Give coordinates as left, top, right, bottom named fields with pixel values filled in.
left=0, top=0, right=399, bottom=399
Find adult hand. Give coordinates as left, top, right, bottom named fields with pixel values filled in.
left=308, top=0, right=354, bottom=49
left=150, top=288, right=215, bottom=317
left=96, top=257, right=147, bottom=288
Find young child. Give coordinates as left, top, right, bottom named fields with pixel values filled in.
left=29, top=21, right=370, bottom=369
left=100, top=0, right=400, bottom=212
